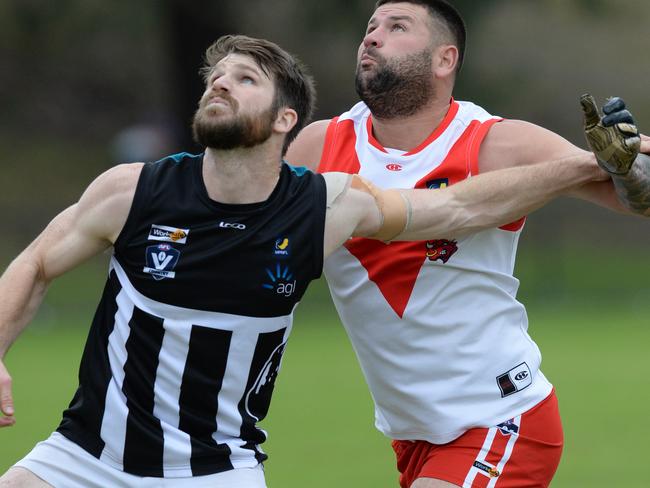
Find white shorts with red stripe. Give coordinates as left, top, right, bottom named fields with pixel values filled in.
left=392, top=391, right=563, bottom=488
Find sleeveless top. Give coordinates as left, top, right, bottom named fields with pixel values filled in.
left=57, top=153, right=327, bottom=476
left=319, top=100, right=552, bottom=444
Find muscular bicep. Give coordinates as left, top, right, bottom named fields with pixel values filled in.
left=24, top=163, right=142, bottom=281
left=285, top=120, right=330, bottom=171
left=479, top=119, right=585, bottom=172
left=480, top=119, right=634, bottom=212
left=29, top=204, right=111, bottom=280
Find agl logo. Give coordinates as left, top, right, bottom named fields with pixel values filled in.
left=263, top=264, right=297, bottom=297
left=275, top=280, right=297, bottom=297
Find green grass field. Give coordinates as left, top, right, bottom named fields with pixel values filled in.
left=1, top=265, right=649, bottom=487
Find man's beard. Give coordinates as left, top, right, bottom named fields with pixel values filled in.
left=192, top=96, right=276, bottom=150
left=355, top=48, right=435, bottom=119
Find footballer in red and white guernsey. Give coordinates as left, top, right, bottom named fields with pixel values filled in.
left=287, top=1, right=650, bottom=487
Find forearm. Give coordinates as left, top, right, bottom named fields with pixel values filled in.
left=610, top=153, right=650, bottom=216
left=0, top=254, right=49, bottom=358
left=398, top=154, right=602, bottom=240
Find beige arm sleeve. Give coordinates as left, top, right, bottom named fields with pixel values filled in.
left=350, top=174, right=411, bottom=241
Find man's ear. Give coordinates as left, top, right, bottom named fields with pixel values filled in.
left=433, top=44, right=459, bottom=79
left=274, top=107, right=298, bottom=135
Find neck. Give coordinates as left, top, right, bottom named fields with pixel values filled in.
left=370, top=96, right=452, bottom=152
left=202, top=140, right=283, bottom=204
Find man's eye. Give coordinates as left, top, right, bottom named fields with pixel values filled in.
left=392, top=24, right=406, bottom=32
left=241, top=76, right=255, bottom=85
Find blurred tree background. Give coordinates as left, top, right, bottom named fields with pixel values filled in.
left=1, top=0, right=649, bottom=343
left=2, top=0, right=649, bottom=259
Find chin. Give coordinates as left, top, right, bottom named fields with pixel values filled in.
left=205, top=105, right=230, bottom=117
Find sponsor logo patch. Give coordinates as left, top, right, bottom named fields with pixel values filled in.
left=473, top=460, right=500, bottom=478
left=425, top=178, right=449, bottom=189
left=143, top=244, right=180, bottom=280
left=274, top=237, right=290, bottom=257
left=219, top=221, right=246, bottom=230
left=497, top=362, right=533, bottom=397
left=497, top=418, right=519, bottom=436
left=148, top=224, right=189, bottom=244
left=385, top=163, right=403, bottom=172
left=425, top=239, right=458, bottom=263
left=262, top=263, right=297, bottom=297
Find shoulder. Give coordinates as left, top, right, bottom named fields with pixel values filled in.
left=322, top=171, right=352, bottom=207
left=82, top=163, right=143, bottom=208
left=286, top=119, right=331, bottom=171
left=479, top=119, right=583, bottom=172
left=77, top=162, right=144, bottom=243
left=455, top=100, right=498, bottom=122
left=322, top=172, right=379, bottom=259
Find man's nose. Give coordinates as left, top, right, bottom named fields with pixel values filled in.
left=363, top=28, right=383, bottom=49
left=211, top=74, right=230, bottom=92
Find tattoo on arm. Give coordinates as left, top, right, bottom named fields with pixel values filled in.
left=612, top=153, right=650, bottom=215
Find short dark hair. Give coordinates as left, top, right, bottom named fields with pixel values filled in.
left=375, top=0, right=466, bottom=72
left=201, top=35, right=316, bottom=155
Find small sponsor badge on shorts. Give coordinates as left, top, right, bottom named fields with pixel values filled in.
left=473, top=460, right=500, bottom=478
left=148, top=224, right=189, bottom=244
left=496, top=362, right=532, bottom=397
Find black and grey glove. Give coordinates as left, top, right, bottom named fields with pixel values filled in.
left=580, top=94, right=641, bottom=175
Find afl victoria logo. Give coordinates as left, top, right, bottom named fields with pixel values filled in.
left=515, top=371, right=529, bottom=381
left=385, top=163, right=402, bottom=171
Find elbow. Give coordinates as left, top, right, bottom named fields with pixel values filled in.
left=15, top=250, right=51, bottom=288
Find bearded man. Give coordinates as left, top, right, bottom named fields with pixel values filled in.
left=286, top=1, right=650, bottom=487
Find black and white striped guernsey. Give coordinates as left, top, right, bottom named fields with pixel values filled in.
left=56, top=153, right=327, bottom=477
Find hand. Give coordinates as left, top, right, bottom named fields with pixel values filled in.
left=641, top=133, right=650, bottom=155
left=0, top=360, right=15, bottom=427
left=580, top=94, right=641, bottom=175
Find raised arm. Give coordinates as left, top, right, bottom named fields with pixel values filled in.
left=322, top=153, right=605, bottom=256
left=0, top=163, right=142, bottom=427
left=478, top=118, right=635, bottom=214
left=399, top=153, right=604, bottom=240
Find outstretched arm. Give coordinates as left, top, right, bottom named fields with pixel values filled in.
left=581, top=95, right=650, bottom=216
left=0, top=163, right=141, bottom=427
left=322, top=152, right=605, bottom=255
left=398, top=152, right=604, bottom=240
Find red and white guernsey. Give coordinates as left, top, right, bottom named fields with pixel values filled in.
left=318, top=100, right=553, bottom=444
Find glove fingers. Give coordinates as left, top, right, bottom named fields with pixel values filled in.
left=615, top=122, right=639, bottom=137
left=603, top=97, right=626, bottom=115
left=603, top=110, right=636, bottom=127
left=580, top=94, right=601, bottom=128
